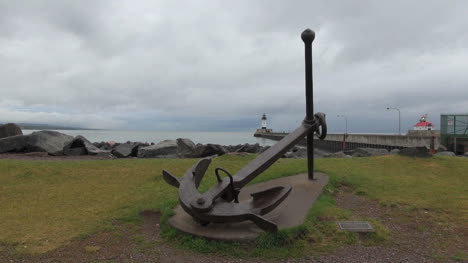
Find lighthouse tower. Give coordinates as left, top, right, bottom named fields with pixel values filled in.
left=254, top=114, right=272, bottom=135
left=261, top=114, right=267, bottom=130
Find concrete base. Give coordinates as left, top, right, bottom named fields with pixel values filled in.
left=168, top=172, right=328, bottom=240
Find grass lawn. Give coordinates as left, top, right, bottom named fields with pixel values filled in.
left=0, top=155, right=467, bottom=259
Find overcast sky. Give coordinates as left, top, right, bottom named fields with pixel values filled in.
left=1, top=1, right=467, bottom=133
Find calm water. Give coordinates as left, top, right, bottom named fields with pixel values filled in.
left=22, top=130, right=276, bottom=146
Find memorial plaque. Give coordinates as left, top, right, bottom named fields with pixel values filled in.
left=337, top=221, right=375, bottom=232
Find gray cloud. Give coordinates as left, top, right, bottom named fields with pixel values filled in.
left=1, top=0, right=467, bottom=132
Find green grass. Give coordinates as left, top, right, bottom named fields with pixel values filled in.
left=319, top=155, right=468, bottom=224
left=0, top=155, right=306, bottom=253
left=0, top=155, right=467, bottom=259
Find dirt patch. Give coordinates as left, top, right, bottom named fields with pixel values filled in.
left=311, top=186, right=467, bottom=263
left=1, top=211, right=266, bottom=263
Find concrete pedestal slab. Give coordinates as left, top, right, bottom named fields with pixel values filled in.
left=168, top=172, right=328, bottom=240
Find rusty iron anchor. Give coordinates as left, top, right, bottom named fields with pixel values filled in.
left=162, top=29, right=327, bottom=232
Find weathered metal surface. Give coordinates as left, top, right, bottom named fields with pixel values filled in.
left=302, top=29, right=316, bottom=180
left=162, top=29, right=327, bottom=232
left=169, top=173, right=329, bottom=240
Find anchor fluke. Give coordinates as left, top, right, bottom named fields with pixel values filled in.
left=162, top=170, right=180, bottom=188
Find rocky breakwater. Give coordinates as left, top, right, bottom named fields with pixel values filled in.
left=0, top=129, right=272, bottom=159
left=1, top=127, right=464, bottom=160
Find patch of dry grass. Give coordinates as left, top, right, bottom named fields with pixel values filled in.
left=0, top=158, right=187, bottom=252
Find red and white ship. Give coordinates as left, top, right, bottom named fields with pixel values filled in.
left=413, top=114, right=434, bottom=131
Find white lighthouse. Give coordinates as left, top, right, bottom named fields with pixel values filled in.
left=261, top=114, right=267, bottom=130
left=254, top=114, right=272, bottom=135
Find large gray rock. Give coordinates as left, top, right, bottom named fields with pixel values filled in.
left=224, top=144, right=240, bottom=152
left=111, top=143, right=141, bottom=158
left=437, top=145, right=448, bottom=152
left=259, top=146, right=270, bottom=153
left=27, top=131, right=74, bottom=156
left=352, top=148, right=389, bottom=157
left=64, top=147, right=87, bottom=156
left=0, top=123, right=23, bottom=139
left=324, top=151, right=349, bottom=158
left=399, top=147, right=432, bottom=158
left=390, top=149, right=400, bottom=155
left=176, top=138, right=198, bottom=158
left=284, top=146, right=308, bottom=158
left=138, top=140, right=178, bottom=158
left=235, top=143, right=262, bottom=153
left=64, top=135, right=110, bottom=156
left=434, top=151, right=456, bottom=157
left=0, top=135, right=29, bottom=153
left=196, top=143, right=227, bottom=157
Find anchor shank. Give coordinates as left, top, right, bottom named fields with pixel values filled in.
left=198, top=120, right=318, bottom=207
left=233, top=122, right=316, bottom=188
left=301, top=28, right=316, bottom=179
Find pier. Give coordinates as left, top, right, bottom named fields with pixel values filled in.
left=254, top=130, right=441, bottom=152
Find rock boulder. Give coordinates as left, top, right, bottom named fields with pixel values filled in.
left=398, top=147, right=432, bottom=158
left=0, top=123, right=23, bottom=139
left=224, top=145, right=240, bottom=152
left=176, top=138, right=198, bottom=158
left=235, top=143, right=262, bottom=153
left=352, top=148, right=389, bottom=157
left=390, top=149, right=400, bottom=155
left=111, top=143, right=141, bottom=158
left=324, top=151, right=349, bottom=158
left=284, top=146, right=308, bottom=158
left=434, top=151, right=456, bottom=157
left=196, top=143, right=227, bottom=157
left=64, top=135, right=110, bottom=156
left=437, top=145, right=448, bottom=152
left=259, top=146, right=270, bottom=153
left=26, top=131, right=74, bottom=156
left=138, top=140, right=178, bottom=158
left=0, top=135, right=29, bottom=153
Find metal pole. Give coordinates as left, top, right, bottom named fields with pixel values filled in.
left=301, top=28, right=315, bottom=180
left=337, top=114, right=347, bottom=151
left=345, top=116, right=348, bottom=135
left=387, top=107, right=401, bottom=135
left=398, top=109, right=401, bottom=135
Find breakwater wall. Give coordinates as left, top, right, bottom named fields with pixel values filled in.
left=254, top=131, right=441, bottom=152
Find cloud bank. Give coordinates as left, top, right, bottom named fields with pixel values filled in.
left=1, top=1, right=467, bottom=132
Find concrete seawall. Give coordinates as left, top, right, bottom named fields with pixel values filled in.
left=255, top=131, right=441, bottom=152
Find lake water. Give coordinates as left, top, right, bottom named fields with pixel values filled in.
left=22, top=130, right=277, bottom=146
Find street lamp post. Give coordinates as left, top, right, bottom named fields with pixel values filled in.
left=387, top=107, right=401, bottom=135
left=337, top=114, right=348, bottom=134
left=337, top=114, right=348, bottom=150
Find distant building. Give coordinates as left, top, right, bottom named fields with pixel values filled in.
left=256, top=113, right=272, bottom=134
left=413, top=114, right=434, bottom=131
